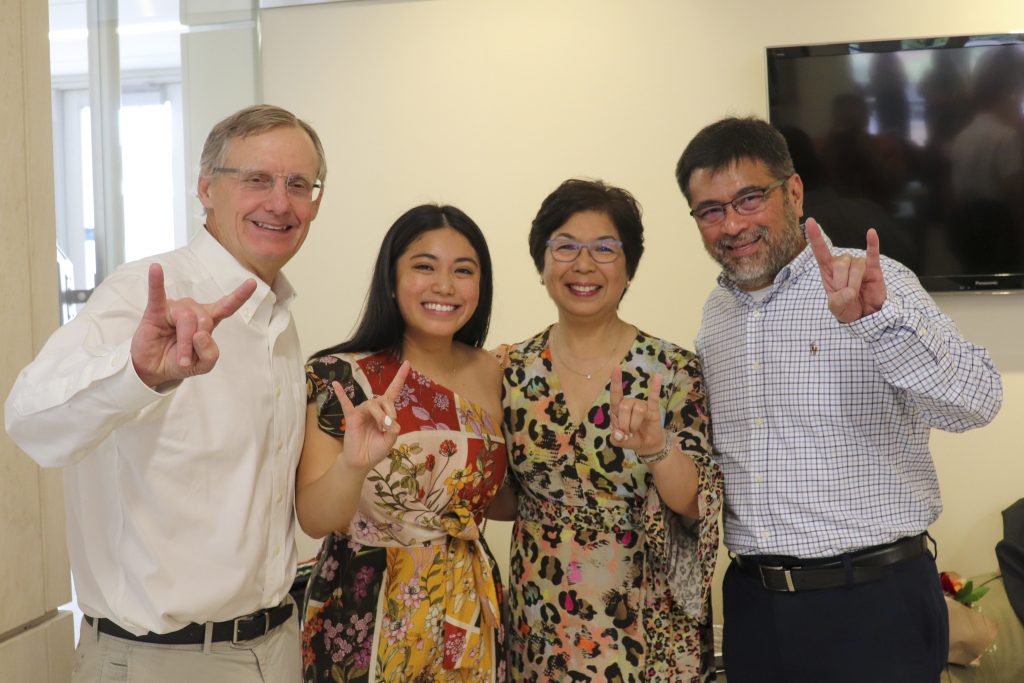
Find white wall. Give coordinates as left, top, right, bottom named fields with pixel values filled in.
left=261, top=0, right=1024, bottom=618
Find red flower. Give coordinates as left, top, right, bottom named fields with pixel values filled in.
left=426, top=454, right=436, bottom=471
left=440, top=440, right=457, bottom=457
left=940, top=571, right=964, bottom=596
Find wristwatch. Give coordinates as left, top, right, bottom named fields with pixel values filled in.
left=637, top=433, right=674, bottom=465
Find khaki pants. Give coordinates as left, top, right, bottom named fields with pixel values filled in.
left=71, top=610, right=300, bottom=683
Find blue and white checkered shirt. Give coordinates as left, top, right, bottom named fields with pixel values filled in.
left=695, top=236, right=1003, bottom=558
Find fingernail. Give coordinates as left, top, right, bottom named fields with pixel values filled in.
left=613, top=430, right=623, bottom=441
left=383, top=415, right=393, bottom=428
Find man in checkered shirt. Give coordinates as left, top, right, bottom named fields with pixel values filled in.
left=675, top=116, right=1003, bottom=683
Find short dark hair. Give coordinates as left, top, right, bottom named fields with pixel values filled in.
left=675, top=116, right=795, bottom=202
left=528, top=178, right=645, bottom=279
left=312, top=204, right=493, bottom=360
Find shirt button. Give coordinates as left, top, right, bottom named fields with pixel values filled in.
left=752, top=308, right=762, bottom=319
left=273, top=547, right=280, bottom=558
left=760, top=530, right=770, bottom=539
left=751, top=361, right=761, bottom=371
left=755, top=474, right=764, bottom=483
left=277, top=440, right=283, bottom=451
left=275, top=387, right=281, bottom=398
left=754, top=417, right=765, bottom=427
left=276, top=493, right=283, bottom=504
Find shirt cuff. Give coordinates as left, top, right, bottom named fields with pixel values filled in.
left=106, top=341, right=180, bottom=411
left=844, top=296, right=904, bottom=343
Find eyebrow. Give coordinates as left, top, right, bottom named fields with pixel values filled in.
left=409, top=253, right=480, bottom=267
left=551, top=232, right=620, bottom=241
left=232, top=166, right=316, bottom=178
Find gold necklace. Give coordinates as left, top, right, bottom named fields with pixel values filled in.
left=553, top=324, right=625, bottom=381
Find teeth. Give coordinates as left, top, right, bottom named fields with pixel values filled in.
left=254, top=221, right=289, bottom=231
left=423, top=303, right=456, bottom=312
left=569, top=284, right=599, bottom=292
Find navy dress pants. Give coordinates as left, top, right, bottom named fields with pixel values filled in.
left=722, top=553, right=948, bottom=683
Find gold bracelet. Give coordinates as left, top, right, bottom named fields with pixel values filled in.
left=637, top=434, right=674, bottom=465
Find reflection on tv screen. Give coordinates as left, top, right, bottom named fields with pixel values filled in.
left=768, top=35, right=1024, bottom=290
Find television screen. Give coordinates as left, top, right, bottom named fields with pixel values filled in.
left=767, top=34, right=1024, bottom=291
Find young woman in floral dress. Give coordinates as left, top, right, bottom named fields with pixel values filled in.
left=298, top=204, right=507, bottom=682
left=492, top=180, right=723, bottom=682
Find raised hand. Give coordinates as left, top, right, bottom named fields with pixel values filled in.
left=806, top=218, right=887, bottom=323
left=609, top=365, right=665, bottom=456
left=130, top=263, right=257, bottom=387
left=334, top=360, right=411, bottom=472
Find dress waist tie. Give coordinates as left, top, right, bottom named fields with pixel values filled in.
left=440, top=505, right=501, bottom=671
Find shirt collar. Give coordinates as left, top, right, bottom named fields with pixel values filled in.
left=188, top=227, right=297, bottom=325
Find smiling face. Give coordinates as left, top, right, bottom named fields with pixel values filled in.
left=542, top=210, right=629, bottom=321
left=197, top=125, right=322, bottom=284
left=394, top=227, right=481, bottom=343
left=687, top=157, right=807, bottom=291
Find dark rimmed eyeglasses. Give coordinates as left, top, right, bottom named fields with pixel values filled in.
left=689, top=176, right=789, bottom=227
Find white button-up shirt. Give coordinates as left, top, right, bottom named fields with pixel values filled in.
left=696, top=236, right=1003, bottom=558
left=5, top=229, right=305, bottom=635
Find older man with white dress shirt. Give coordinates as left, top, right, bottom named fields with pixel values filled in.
left=5, top=104, right=325, bottom=682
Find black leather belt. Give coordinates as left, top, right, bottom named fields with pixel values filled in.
left=733, top=534, right=929, bottom=593
left=84, top=602, right=293, bottom=645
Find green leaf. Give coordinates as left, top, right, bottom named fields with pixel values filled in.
left=955, top=581, right=974, bottom=602
left=962, top=586, right=990, bottom=605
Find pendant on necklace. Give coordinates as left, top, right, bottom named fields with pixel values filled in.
left=585, top=373, right=592, bottom=380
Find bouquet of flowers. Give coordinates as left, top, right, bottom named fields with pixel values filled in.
left=940, top=571, right=999, bottom=666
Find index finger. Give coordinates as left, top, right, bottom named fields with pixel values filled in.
left=383, top=360, right=411, bottom=402
left=609, top=365, right=624, bottom=410
left=146, top=263, right=169, bottom=320
left=332, top=380, right=356, bottom=415
left=804, top=218, right=833, bottom=273
left=208, top=278, right=258, bottom=324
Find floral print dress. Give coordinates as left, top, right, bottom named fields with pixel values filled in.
left=502, top=328, right=723, bottom=682
left=302, top=351, right=508, bottom=683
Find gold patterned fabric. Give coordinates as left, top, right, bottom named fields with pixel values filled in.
left=301, top=351, right=508, bottom=682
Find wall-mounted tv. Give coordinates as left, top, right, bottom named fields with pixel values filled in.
left=767, top=34, right=1024, bottom=291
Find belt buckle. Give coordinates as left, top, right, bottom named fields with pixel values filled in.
left=232, top=610, right=269, bottom=645
left=760, top=564, right=798, bottom=592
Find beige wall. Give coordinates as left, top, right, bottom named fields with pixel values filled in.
left=0, top=0, right=75, bottom=679
left=262, top=0, right=1024, bottom=615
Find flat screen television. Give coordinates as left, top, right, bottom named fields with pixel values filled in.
left=767, top=34, right=1024, bottom=291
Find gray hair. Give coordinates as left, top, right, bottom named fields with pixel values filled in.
left=199, top=104, right=327, bottom=182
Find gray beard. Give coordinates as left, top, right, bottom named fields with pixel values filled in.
left=709, top=205, right=806, bottom=290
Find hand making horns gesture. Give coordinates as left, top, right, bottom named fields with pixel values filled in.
left=332, top=360, right=411, bottom=471
left=806, top=218, right=887, bottom=323
left=609, top=365, right=666, bottom=456
left=130, top=263, right=257, bottom=387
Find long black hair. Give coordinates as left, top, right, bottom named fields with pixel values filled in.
left=311, top=204, right=493, bottom=360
